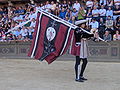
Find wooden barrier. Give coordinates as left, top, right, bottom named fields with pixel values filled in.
left=0, top=41, right=120, bottom=62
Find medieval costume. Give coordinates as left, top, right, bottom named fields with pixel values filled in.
left=70, top=23, right=94, bottom=82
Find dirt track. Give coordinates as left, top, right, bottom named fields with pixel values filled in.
left=0, top=59, right=120, bottom=90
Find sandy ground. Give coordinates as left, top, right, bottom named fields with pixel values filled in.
left=0, top=59, right=120, bottom=90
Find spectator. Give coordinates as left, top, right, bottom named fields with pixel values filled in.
left=39, top=3, right=45, bottom=10
left=0, top=8, right=5, bottom=15
left=65, top=16, right=70, bottom=22
left=115, top=16, right=120, bottom=31
left=73, top=0, right=81, bottom=11
left=59, top=8, right=66, bottom=19
left=68, top=1, right=73, bottom=10
left=0, top=31, right=6, bottom=41
left=17, top=6, right=26, bottom=15
left=114, top=0, right=120, bottom=5
left=65, top=9, right=72, bottom=19
left=105, top=16, right=114, bottom=35
left=99, top=0, right=107, bottom=6
left=50, top=1, right=56, bottom=11
left=28, top=8, right=37, bottom=20
left=28, top=27, right=34, bottom=39
left=56, top=2, right=61, bottom=10
left=99, top=5, right=106, bottom=21
left=99, top=18, right=106, bottom=38
left=89, top=18, right=99, bottom=34
left=106, top=6, right=113, bottom=18
left=113, top=30, right=120, bottom=40
left=93, top=0, right=99, bottom=8
left=71, top=8, right=78, bottom=19
left=103, top=30, right=112, bottom=41
left=86, top=0, right=93, bottom=10
left=70, top=16, right=76, bottom=24
left=30, top=18, right=36, bottom=28
left=113, top=5, right=120, bottom=21
left=89, top=18, right=99, bottom=40
left=54, top=8, right=60, bottom=16
left=12, top=28, right=21, bottom=38
left=86, top=8, right=92, bottom=25
left=92, top=6, right=99, bottom=21
left=44, top=1, right=52, bottom=12
left=78, top=7, right=86, bottom=20
left=106, top=0, right=113, bottom=6
left=20, top=26, right=28, bottom=40
left=61, top=0, right=68, bottom=9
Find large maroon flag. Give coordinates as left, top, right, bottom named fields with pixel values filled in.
left=28, top=11, right=74, bottom=64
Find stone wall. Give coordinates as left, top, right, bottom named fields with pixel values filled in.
left=0, top=41, right=120, bottom=62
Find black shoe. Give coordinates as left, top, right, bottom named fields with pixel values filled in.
left=80, top=76, right=88, bottom=81
left=75, top=79, right=84, bottom=82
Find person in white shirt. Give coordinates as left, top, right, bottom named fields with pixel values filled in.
left=99, top=0, right=107, bottom=5
left=28, top=8, right=37, bottom=20
left=106, top=7, right=113, bottom=18
left=20, top=26, right=28, bottom=39
left=30, top=18, right=36, bottom=28
left=89, top=18, right=100, bottom=41
left=89, top=18, right=99, bottom=32
left=99, top=5, right=106, bottom=21
left=114, top=0, right=120, bottom=5
left=89, top=18, right=99, bottom=41
left=50, top=1, right=56, bottom=11
left=44, top=1, right=52, bottom=12
left=86, top=0, right=93, bottom=9
left=92, top=6, right=99, bottom=21
left=28, top=27, right=34, bottom=39
left=71, top=8, right=78, bottom=18
left=13, top=14, right=23, bottom=22
left=73, top=0, right=81, bottom=11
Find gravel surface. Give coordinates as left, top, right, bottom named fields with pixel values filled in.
left=0, top=59, right=120, bottom=90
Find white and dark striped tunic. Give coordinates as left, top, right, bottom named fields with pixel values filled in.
left=80, top=38, right=88, bottom=58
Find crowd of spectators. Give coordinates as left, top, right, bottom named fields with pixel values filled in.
left=0, top=0, right=120, bottom=42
